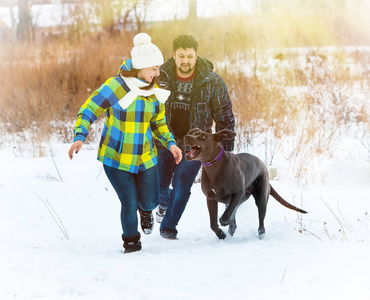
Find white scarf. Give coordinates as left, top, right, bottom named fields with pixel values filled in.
left=118, top=76, right=171, bottom=109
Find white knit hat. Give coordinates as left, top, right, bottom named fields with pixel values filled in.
left=131, top=33, right=164, bottom=69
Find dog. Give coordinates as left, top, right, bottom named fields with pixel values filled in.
left=184, top=128, right=308, bottom=240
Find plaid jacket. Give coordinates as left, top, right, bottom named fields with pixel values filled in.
left=73, top=61, right=176, bottom=173
left=156, top=57, right=235, bottom=152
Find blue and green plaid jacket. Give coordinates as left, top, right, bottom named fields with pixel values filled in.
left=73, top=60, right=176, bottom=173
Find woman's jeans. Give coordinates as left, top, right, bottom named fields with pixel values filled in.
left=103, top=164, right=159, bottom=238
left=158, top=148, right=202, bottom=235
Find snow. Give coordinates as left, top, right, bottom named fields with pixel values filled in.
left=1, top=138, right=370, bottom=300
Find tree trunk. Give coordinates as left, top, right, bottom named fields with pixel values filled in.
left=9, top=4, right=17, bottom=40
left=188, top=0, right=197, bottom=20
left=17, top=0, right=33, bottom=42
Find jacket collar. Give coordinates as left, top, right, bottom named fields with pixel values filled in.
left=160, top=57, right=214, bottom=86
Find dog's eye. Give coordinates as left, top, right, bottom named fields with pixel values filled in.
left=201, top=134, right=206, bottom=139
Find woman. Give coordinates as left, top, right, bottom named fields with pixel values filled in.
left=68, top=33, right=182, bottom=253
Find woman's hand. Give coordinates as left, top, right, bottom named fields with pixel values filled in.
left=169, top=144, right=182, bottom=164
left=68, top=140, right=83, bottom=160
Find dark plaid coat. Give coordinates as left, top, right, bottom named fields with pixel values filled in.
left=156, top=57, right=235, bottom=152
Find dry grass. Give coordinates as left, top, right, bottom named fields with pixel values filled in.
left=219, top=46, right=370, bottom=181
left=0, top=33, right=133, bottom=140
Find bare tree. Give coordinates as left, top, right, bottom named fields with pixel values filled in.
left=119, top=0, right=150, bottom=32
left=66, top=0, right=150, bottom=39
left=188, top=0, right=197, bottom=20
left=17, top=0, right=34, bottom=42
left=9, top=4, right=16, bottom=39
left=67, top=0, right=93, bottom=41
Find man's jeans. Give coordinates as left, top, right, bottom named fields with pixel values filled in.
left=158, top=148, right=202, bottom=235
left=103, top=164, right=159, bottom=238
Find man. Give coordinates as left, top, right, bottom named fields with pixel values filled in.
left=155, top=35, right=235, bottom=240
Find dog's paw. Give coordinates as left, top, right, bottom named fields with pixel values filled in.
left=228, top=225, right=237, bottom=236
left=258, top=226, right=265, bottom=240
left=216, top=229, right=226, bottom=240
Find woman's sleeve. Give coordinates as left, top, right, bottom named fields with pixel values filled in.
left=73, top=81, right=114, bottom=142
left=150, top=102, right=176, bottom=149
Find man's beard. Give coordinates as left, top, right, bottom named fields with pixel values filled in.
left=178, top=63, right=195, bottom=74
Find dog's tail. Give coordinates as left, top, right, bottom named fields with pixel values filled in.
left=269, top=185, right=308, bottom=214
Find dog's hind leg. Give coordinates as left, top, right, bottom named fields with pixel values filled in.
left=253, top=185, right=269, bottom=239
left=227, top=194, right=249, bottom=236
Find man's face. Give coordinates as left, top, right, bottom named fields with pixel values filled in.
left=173, top=47, right=198, bottom=76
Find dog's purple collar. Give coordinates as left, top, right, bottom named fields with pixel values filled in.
left=203, top=145, right=224, bottom=166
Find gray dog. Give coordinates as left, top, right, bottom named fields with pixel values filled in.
left=184, top=128, right=308, bottom=240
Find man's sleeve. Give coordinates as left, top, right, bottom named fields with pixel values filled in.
left=210, top=76, right=235, bottom=151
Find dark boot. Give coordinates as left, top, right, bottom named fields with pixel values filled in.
left=160, top=229, right=178, bottom=240
left=138, top=207, right=154, bottom=235
left=122, top=233, right=142, bottom=254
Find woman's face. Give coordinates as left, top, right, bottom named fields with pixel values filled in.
left=137, top=66, right=160, bottom=83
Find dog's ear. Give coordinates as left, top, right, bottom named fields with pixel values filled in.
left=187, top=128, right=202, bottom=135
left=214, top=129, right=236, bottom=142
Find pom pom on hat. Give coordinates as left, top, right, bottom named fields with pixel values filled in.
left=133, top=33, right=151, bottom=46
left=131, top=33, right=164, bottom=69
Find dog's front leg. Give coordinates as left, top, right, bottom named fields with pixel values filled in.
left=207, top=198, right=226, bottom=240
left=219, top=193, right=243, bottom=226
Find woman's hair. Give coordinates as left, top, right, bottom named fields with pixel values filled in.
left=120, top=68, right=158, bottom=90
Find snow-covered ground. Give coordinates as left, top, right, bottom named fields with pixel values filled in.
left=0, top=138, right=369, bottom=300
